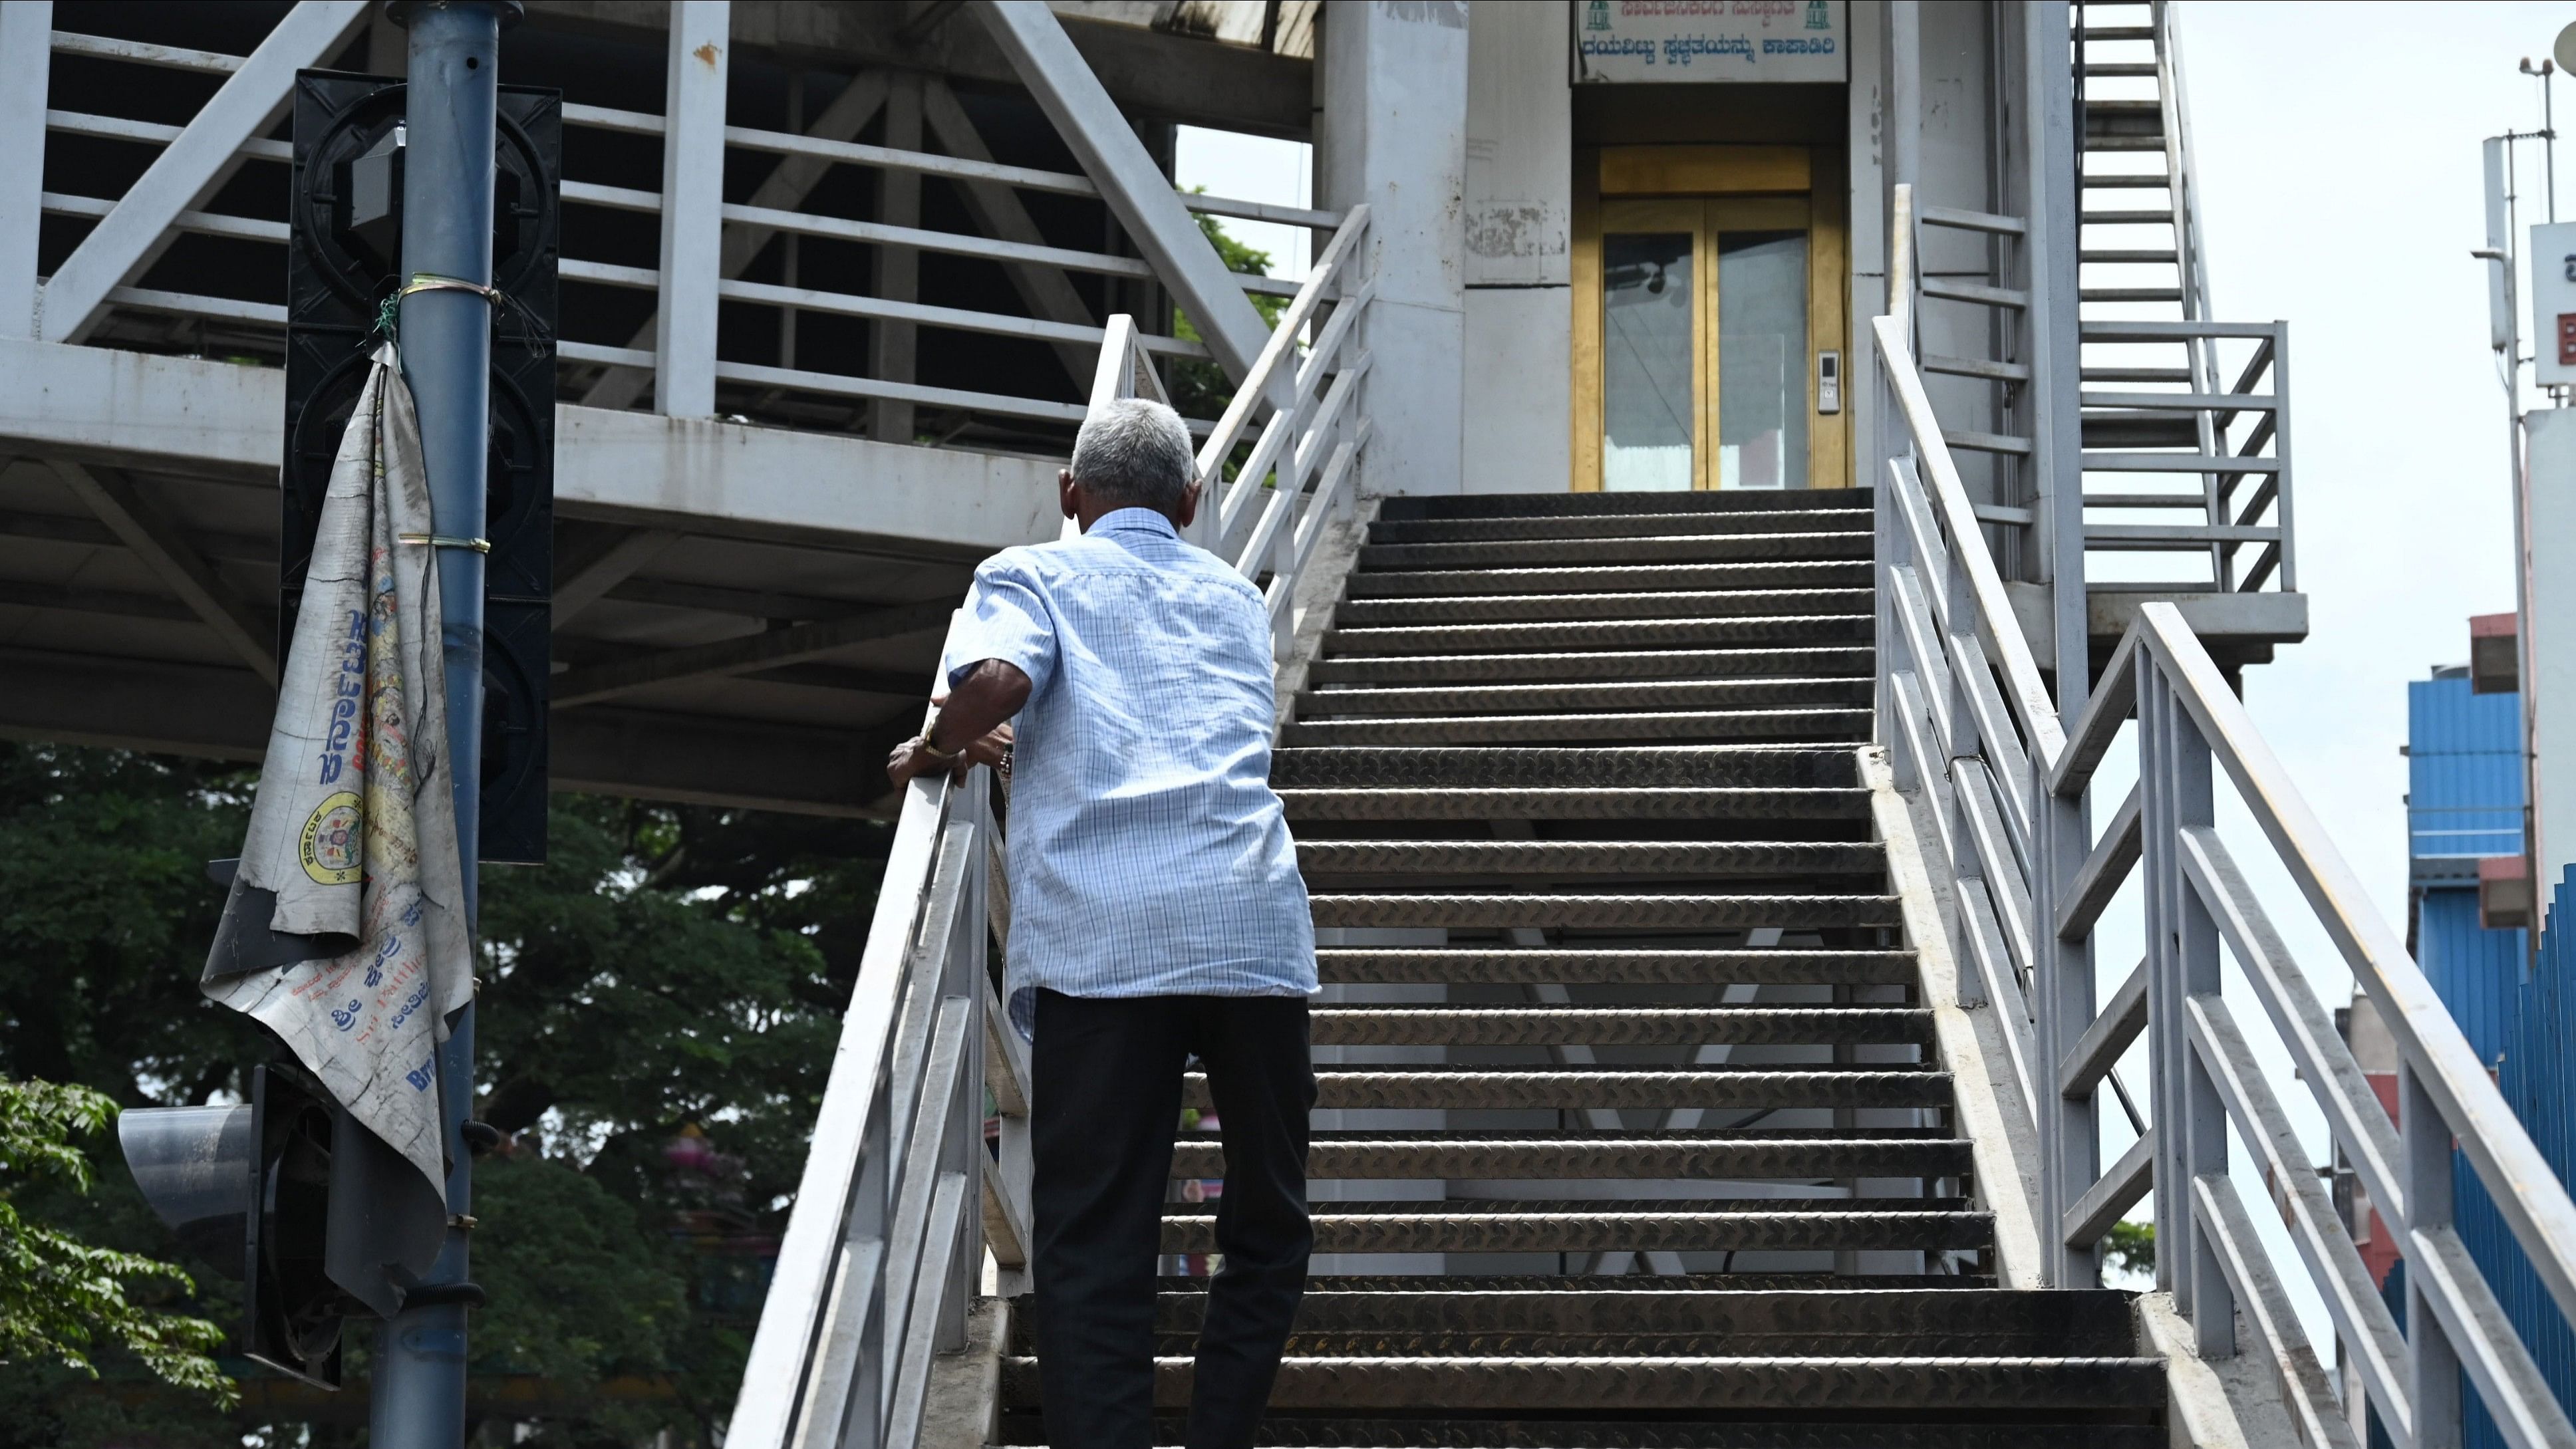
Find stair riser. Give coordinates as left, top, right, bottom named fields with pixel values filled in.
left=1273, top=747, right=1860, bottom=791
left=1306, top=648, right=1874, bottom=686
left=998, top=1358, right=2166, bottom=1412
left=1379, top=489, right=1873, bottom=521
left=1315, top=949, right=1916, bottom=986
left=1282, top=712, right=1874, bottom=746
left=1326, top=616, right=1872, bottom=656
left=1281, top=787, right=1874, bottom=823
left=1298, top=678, right=1872, bottom=716
left=1307, top=895, right=1902, bottom=931
left=1181, top=1071, right=1952, bottom=1113
left=1143, top=1288, right=2142, bottom=1347
left=1360, top=534, right=1872, bottom=570
left=995, top=1419, right=2164, bottom=1448
left=1298, top=841, right=1884, bottom=877
left=1175, top=1140, right=1971, bottom=1180
left=1308, top=1008, right=1932, bottom=1049
left=1332, top=589, right=1879, bottom=626
left=1348, top=561, right=1874, bottom=597
left=1368, top=511, right=1872, bottom=544
left=1159, top=1210, right=1993, bottom=1255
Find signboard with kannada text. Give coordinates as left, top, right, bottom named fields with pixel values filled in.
left=1574, top=0, right=1848, bottom=83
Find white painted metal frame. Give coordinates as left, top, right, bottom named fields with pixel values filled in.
left=726, top=640, right=1020, bottom=1449
left=19, top=4, right=1336, bottom=437
left=1876, top=294, right=2576, bottom=1448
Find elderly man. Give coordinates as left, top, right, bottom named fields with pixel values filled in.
left=887, top=397, right=1317, bottom=1449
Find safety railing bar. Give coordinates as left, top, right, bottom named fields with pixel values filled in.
left=885, top=823, right=978, bottom=1171
left=2078, top=320, right=2287, bottom=341
left=985, top=833, right=1012, bottom=958
left=2404, top=1224, right=2576, bottom=1449
left=885, top=1170, right=972, bottom=1449
left=982, top=974, right=1032, bottom=1117
left=2060, top=956, right=2148, bottom=1102
left=1234, top=355, right=1365, bottom=583
left=2063, top=1128, right=2154, bottom=1250
left=720, top=278, right=1214, bottom=360
left=1197, top=206, right=1371, bottom=491
left=1268, top=422, right=1371, bottom=629
left=1957, top=876, right=2040, bottom=1112
left=1892, top=672, right=1969, bottom=891
left=878, top=997, right=974, bottom=1399
left=1285, top=352, right=1369, bottom=501
left=982, top=1146, right=1033, bottom=1271
left=787, top=1234, right=887, bottom=1449
left=734, top=781, right=958, bottom=1449
left=1888, top=458, right=1957, bottom=637
left=2134, top=602, right=2576, bottom=1330
left=2189, top=1175, right=2370, bottom=1449
left=1216, top=275, right=1373, bottom=542
left=2049, top=624, right=2142, bottom=799
left=1955, top=763, right=2041, bottom=984
left=1943, top=630, right=2042, bottom=847
left=2078, top=391, right=2277, bottom=413
left=1873, top=315, right=2070, bottom=767
left=2237, top=544, right=2283, bottom=594
left=2228, top=474, right=2281, bottom=529
left=2057, top=783, right=2142, bottom=942
left=2183, top=993, right=2414, bottom=1444
left=2177, top=825, right=2406, bottom=1226
left=1888, top=567, right=1962, bottom=752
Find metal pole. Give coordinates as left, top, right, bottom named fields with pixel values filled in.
left=374, top=3, right=511, bottom=1443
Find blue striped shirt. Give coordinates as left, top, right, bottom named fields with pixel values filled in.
left=945, top=507, right=1316, bottom=1033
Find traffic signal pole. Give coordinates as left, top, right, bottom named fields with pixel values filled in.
left=374, top=3, right=510, bottom=1441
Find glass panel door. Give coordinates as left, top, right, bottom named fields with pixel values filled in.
left=1602, top=231, right=1697, bottom=492
left=1715, top=231, right=1808, bottom=491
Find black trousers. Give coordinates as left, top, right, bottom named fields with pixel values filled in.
left=1030, top=989, right=1316, bottom=1449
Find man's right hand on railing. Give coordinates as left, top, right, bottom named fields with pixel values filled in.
left=887, top=665, right=1026, bottom=789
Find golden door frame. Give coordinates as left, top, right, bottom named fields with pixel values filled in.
left=1572, top=145, right=1850, bottom=492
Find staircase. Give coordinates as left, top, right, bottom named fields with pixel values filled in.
left=993, top=489, right=2166, bottom=1446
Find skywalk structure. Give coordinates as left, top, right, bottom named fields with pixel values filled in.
left=7, top=2, right=2570, bottom=1447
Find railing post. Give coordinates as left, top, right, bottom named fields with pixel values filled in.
left=2140, top=652, right=2233, bottom=1352
left=940, top=768, right=992, bottom=1353
left=0, top=3, right=49, bottom=340
left=654, top=0, right=729, bottom=417
left=2402, top=1061, right=2465, bottom=1449
left=2036, top=770, right=2098, bottom=1291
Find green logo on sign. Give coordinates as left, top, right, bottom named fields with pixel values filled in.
left=1586, top=0, right=1612, bottom=33
left=1806, top=1, right=1831, bottom=29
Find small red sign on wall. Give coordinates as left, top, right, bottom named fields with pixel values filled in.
left=2559, top=312, right=2576, bottom=366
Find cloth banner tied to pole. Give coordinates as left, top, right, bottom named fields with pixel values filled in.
left=203, top=342, right=473, bottom=1196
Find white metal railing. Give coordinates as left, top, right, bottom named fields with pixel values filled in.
left=724, top=672, right=1025, bottom=1449
left=1093, top=203, right=1374, bottom=659
left=23, top=8, right=1334, bottom=438
left=1876, top=301, right=2576, bottom=1448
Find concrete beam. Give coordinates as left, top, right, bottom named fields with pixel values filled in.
left=0, top=337, right=1061, bottom=555
left=522, top=0, right=1312, bottom=138
left=0, top=646, right=907, bottom=819
left=49, top=460, right=278, bottom=684
left=549, top=598, right=956, bottom=706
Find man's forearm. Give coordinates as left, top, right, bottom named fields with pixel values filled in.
left=930, top=659, right=1032, bottom=751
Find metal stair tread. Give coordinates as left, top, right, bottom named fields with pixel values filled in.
left=1379, top=489, right=1873, bottom=521
left=1346, top=561, right=1875, bottom=597
left=1367, top=510, right=1873, bottom=545
left=1297, top=676, right=1872, bottom=715
left=1323, top=614, right=1874, bottom=655
left=1332, top=589, right=1878, bottom=626
left=1295, top=839, right=1885, bottom=876
left=1183, top=1068, right=1952, bottom=1112
left=1306, top=645, right=1876, bottom=685
left=1281, top=711, right=1875, bottom=746
left=1279, top=785, right=1873, bottom=821
left=1306, top=1004, right=1932, bottom=1045
left=1313, top=946, right=1916, bottom=984
left=1272, top=745, right=1860, bottom=789
left=1308, top=892, right=1904, bottom=931
left=1357, top=533, right=1874, bottom=570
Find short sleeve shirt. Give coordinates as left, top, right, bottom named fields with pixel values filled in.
left=944, top=507, right=1316, bottom=1032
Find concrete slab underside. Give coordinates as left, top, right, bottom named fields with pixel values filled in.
left=0, top=338, right=1063, bottom=816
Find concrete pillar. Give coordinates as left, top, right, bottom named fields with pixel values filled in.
left=1318, top=0, right=1468, bottom=497
left=1461, top=1, right=1570, bottom=495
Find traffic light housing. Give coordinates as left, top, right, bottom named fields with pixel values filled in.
left=283, top=69, right=560, bottom=865
left=119, top=1064, right=446, bottom=1389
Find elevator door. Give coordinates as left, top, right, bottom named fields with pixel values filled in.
left=1590, top=197, right=1839, bottom=492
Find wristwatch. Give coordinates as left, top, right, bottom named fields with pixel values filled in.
left=918, top=712, right=964, bottom=763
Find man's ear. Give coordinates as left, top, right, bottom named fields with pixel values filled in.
left=1058, top=468, right=1080, bottom=521
left=1175, top=477, right=1202, bottom=530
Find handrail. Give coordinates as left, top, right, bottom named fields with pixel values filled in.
left=727, top=624, right=1024, bottom=1449
left=1876, top=282, right=2576, bottom=1446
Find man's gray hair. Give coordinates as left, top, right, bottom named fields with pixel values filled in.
left=1072, top=396, right=1197, bottom=512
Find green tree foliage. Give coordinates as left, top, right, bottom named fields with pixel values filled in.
left=0, top=1079, right=231, bottom=1404
left=0, top=743, right=892, bottom=1445
left=2102, top=1220, right=2156, bottom=1280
